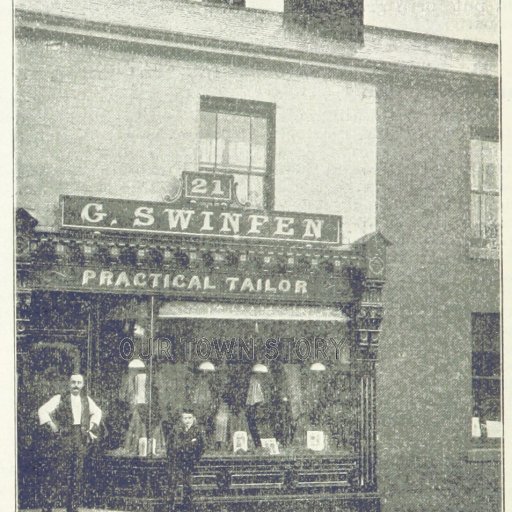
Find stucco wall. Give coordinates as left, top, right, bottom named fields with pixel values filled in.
left=16, top=37, right=376, bottom=243
left=376, top=80, right=500, bottom=511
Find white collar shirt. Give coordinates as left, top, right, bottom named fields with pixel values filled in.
left=70, top=394, right=82, bottom=425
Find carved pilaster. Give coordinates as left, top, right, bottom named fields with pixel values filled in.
left=358, top=361, right=377, bottom=491
left=349, top=232, right=389, bottom=494
left=16, top=291, right=33, bottom=342
left=355, top=280, right=384, bottom=355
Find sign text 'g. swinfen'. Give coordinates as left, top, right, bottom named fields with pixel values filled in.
left=60, top=195, right=342, bottom=244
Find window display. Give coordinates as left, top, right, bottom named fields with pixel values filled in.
left=96, top=302, right=354, bottom=459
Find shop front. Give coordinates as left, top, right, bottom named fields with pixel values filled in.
left=16, top=176, right=386, bottom=512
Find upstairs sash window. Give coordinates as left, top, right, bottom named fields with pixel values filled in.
left=470, top=138, right=499, bottom=250
left=199, top=96, right=275, bottom=209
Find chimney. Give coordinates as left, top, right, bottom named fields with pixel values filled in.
left=284, top=0, right=364, bottom=43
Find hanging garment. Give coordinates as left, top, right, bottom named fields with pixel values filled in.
left=214, top=401, right=230, bottom=444
left=301, top=371, right=328, bottom=428
left=281, top=364, right=305, bottom=445
left=191, top=377, right=213, bottom=407
left=246, top=374, right=265, bottom=406
left=119, top=370, right=149, bottom=406
left=189, top=374, right=218, bottom=442
left=122, top=404, right=166, bottom=456
left=246, top=374, right=276, bottom=447
left=153, top=363, right=190, bottom=420
left=273, top=398, right=294, bottom=447
left=123, top=406, right=146, bottom=455
left=282, top=364, right=303, bottom=420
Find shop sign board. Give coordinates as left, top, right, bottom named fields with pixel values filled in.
left=60, top=195, right=342, bottom=245
left=23, top=266, right=353, bottom=303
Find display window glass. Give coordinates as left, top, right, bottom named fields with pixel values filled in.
left=97, top=298, right=356, bottom=459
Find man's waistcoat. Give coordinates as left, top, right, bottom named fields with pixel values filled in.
left=53, top=393, right=90, bottom=431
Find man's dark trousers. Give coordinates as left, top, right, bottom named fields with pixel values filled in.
left=40, top=425, right=87, bottom=512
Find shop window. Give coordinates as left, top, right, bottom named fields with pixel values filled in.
left=98, top=298, right=355, bottom=459
left=199, top=96, right=275, bottom=209
left=470, top=137, right=500, bottom=254
left=471, top=313, right=501, bottom=441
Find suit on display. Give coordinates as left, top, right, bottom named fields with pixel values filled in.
left=245, top=363, right=273, bottom=448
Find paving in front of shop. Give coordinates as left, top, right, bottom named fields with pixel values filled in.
left=18, top=509, right=179, bottom=512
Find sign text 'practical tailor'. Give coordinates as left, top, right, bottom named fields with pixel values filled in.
left=81, top=269, right=308, bottom=295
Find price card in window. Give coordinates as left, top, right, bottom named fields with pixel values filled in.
left=233, top=431, right=248, bottom=453
left=138, top=437, right=148, bottom=457
left=261, top=438, right=279, bottom=455
left=471, top=417, right=482, bottom=438
left=307, top=430, right=325, bottom=451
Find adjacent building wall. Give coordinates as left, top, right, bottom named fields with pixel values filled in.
left=376, top=78, right=500, bottom=511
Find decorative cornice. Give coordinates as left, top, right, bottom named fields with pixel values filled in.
left=17, top=229, right=365, bottom=277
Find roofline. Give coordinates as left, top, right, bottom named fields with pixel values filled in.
left=15, top=8, right=498, bottom=85
left=176, top=0, right=498, bottom=48
left=364, top=24, right=497, bottom=51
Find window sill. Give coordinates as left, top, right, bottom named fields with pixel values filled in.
left=466, top=447, right=501, bottom=462
left=468, top=246, right=499, bottom=260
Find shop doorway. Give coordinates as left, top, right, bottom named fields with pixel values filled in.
left=17, top=291, right=92, bottom=508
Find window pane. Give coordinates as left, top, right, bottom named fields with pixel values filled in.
left=217, top=113, right=250, bottom=169
left=481, top=380, right=501, bottom=420
left=486, top=352, right=501, bottom=378
left=472, top=314, right=501, bottom=428
left=251, top=117, right=267, bottom=170
left=482, top=141, right=499, bottom=191
left=472, top=351, right=500, bottom=378
left=483, top=163, right=498, bottom=191
left=472, top=351, right=484, bottom=376
left=472, top=313, right=500, bottom=352
left=199, top=111, right=217, bottom=166
left=470, top=193, right=481, bottom=239
left=151, top=318, right=354, bottom=457
left=472, top=379, right=501, bottom=420
left=234, top=174, right=248, bottom=205
left=483, top=194, right=499, bottom=242
left=234, top=174, right=264, bottom=209
left=470, top=139, right=482, bottom=190
left=248, top=175, right=264, bottom=209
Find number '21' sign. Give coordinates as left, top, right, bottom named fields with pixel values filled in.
left=183, top=171, right=234, bottom=203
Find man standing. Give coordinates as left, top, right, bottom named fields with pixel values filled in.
left=38, top=373, right=102, bottom=512
left=168, top=409, right=204, bottom=511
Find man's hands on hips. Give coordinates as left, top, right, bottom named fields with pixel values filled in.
left=46, top=421, right=58, bottom=433
left=87, top=423, right=99, bottom=441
